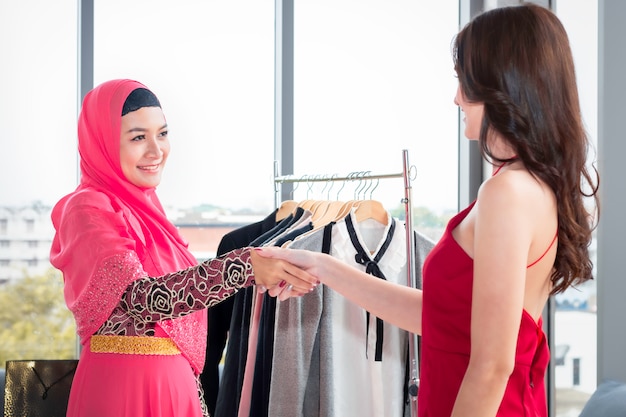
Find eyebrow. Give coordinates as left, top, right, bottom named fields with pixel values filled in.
left=124, top=123, right=168, bottom=134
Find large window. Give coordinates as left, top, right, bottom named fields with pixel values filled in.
left=94, top=0, right=276, bottom=214
left=0, top=1, right=78, bottom=207
left=292, top=0, right=460, bottom=240
left=0, top=0, right=78, bottom=366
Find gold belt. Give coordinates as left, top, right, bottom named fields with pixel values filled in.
left=90, top=335, right=181, bottom=356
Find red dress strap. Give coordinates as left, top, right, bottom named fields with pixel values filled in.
left=527, top=232, right=558, bottom=268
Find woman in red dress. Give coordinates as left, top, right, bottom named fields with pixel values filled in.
left=260, top=4, right=599, bottom=416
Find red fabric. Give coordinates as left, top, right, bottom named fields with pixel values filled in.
left=419, top=201, right=550, bottom=417
left=50, top=79, right=207, bottom=374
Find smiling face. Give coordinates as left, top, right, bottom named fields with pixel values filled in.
left=454, top=84, right=484, bottom=140
left=119, top=106, right=170, bottom=189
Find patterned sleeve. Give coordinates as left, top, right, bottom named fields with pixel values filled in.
left=119, top=247, right=256, bottom=323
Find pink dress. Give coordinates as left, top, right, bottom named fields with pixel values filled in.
left=69, top=339, right=204, bottom=416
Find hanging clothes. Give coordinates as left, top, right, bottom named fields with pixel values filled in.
left=210, top=196, right=433, bottom=417
left=200, top=208, right=280, bottom=416
left=241, top=213, right=314, bottom=417
left=213, top=208, right=304, bottom=417
left=214, top=208, right=310, bottom=417
left=267, top=208, right=435, bottom=417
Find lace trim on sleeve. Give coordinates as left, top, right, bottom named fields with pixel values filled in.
left=72, top=251, right=146, bottom=341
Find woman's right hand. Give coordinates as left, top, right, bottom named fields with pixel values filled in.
left=255, top=245, right=423, bottom=334
left=249, top=248, right=319, bottom=298
left=252, top=247, right=331, bottom=300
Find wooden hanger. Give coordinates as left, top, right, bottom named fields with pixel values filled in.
left=335, top=200, right=359, bottom=220
left=308, top=200, right=327, bottom=215
left=353, top=199, right=388, bottom=225
left=310, top=200, right=330, bottom=223
left=311, top=200, right=346, bottom=228
left=276, top=200, right=298, bottom=221
left=297, top=199, right=318, bottom=211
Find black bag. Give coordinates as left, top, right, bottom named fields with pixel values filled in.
left=4, top=359, right=78, bottom=417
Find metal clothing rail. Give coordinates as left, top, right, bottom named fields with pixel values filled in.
left=273, top=149, right=420, bottom=417
left=274, top=171, right=405, bottom=183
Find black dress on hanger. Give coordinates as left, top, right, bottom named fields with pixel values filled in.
left=200, top=209, right=278, bottom=416
left=211, top=208, right=305, bottom=417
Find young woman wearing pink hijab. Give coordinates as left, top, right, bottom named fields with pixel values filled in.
left=50, top=79, right=316, bottom=417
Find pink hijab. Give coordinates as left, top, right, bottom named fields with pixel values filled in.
left=50, top=79, right=207, bottom=373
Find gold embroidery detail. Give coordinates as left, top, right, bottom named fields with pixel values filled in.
left=90, top=335, right=180, bottom=355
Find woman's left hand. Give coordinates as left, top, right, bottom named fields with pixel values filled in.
left=249, top=248, right=318, bottom=299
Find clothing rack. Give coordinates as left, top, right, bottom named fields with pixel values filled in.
left=273, top=149, right=420, bottom=416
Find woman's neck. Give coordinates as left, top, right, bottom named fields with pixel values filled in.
left=491, top=155, right=518, bottom=176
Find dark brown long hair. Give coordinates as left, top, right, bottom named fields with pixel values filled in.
left=453, top=3, right=599, bottom=294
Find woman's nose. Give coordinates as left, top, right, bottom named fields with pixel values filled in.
left=146, top=137, right=163, bottom=157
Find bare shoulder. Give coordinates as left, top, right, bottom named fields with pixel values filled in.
left=477, top=164, right=556, bottom=233
left=481, top=164, right=553, bottom=205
